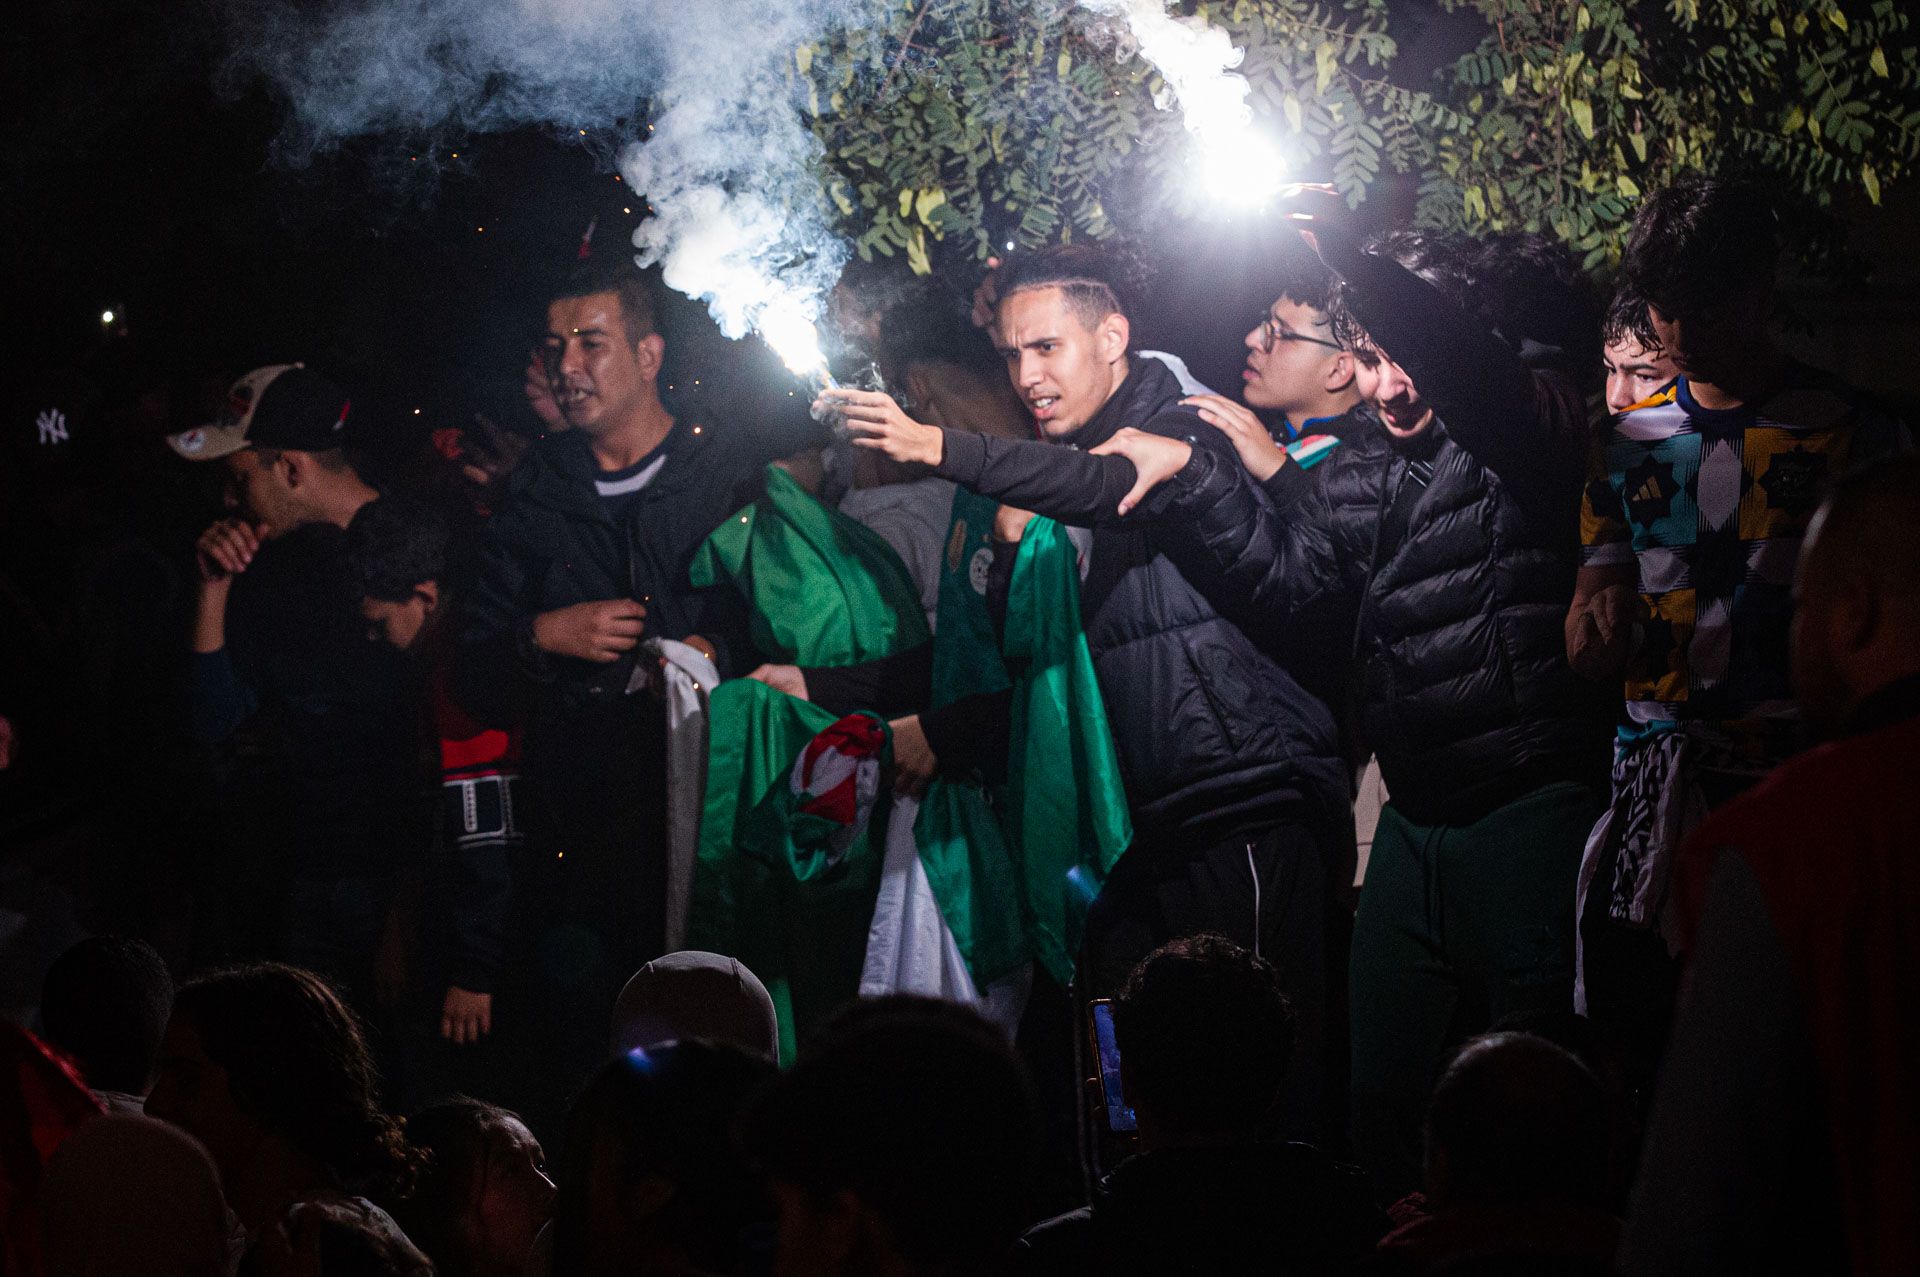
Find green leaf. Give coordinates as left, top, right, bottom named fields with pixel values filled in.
left=1317, top=43, right=1338, bottom=93
left=1058, top=48, right=1072, bottom=78
left=1617, top=173, right=1640, bottom=197
left=1870, top=46, right=1889, bottom=78
left=1283, top=93, right=1303, bottom=132
left=1863, top=162, right=1881, bottom=204
left=1828, top=7, right=1848, bottom=31
left=1629, top=130, right=1647, bottom=162
left=1571, top=98, right=1595, bottom=138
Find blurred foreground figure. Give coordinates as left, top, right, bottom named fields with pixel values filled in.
left=38, top=1114, right=230, bottom=1277
left=144, top=964, right=420, bottom=1253
left=610, top=950, right=779, bottom=1061
left=0, top=1022, right=101, bottom=1277
left=38, top=935, right=173, bottom=1114
left=740, top=997, right=1037, bottom=1276
left=1376, top=1032, right=1616, bottom=1274
left=1623, top=456, right=1920, bottom=1276
left=551, top=1040, right=773, bottom=1277
left=1018, top=936, right=1379, bottom=1274
left=396, top=1098, right=553, bottom=1277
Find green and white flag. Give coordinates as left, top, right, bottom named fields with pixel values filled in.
left=888, top=488, right=1132, bottom=990
left=688, top=471, right=1131, bottom=1058
left=687, top=465, right=928, bottom=1059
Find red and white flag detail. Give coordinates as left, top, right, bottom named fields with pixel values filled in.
left=788, top=713, right=888, bottom=871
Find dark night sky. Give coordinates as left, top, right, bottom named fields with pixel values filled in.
left=6, top=0, right=1916, bottom=457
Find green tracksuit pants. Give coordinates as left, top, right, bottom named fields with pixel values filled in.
left=1348, top=779, right=1604, bottom=1203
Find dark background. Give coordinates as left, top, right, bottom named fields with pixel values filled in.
left=5, top=0, right=1917, bottom=462
left=1, top=0, right=1916, bottom=1031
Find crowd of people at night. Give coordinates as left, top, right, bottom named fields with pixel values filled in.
left=3, top=171, right=1918, bottom=1276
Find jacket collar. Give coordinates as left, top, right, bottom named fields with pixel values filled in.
left=1056, top=356, right=1188, bottom=452
left=514, top=418, right=705, bottom=520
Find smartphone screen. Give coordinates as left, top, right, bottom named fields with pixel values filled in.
left=1090, top=1000, right=1136, bottom=1133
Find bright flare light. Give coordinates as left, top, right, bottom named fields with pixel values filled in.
left=756, top=299, right=832, bottom=384
left=100, top=310, right=116, bottom=325
left=1198, top=128, right=1287, bottom=209
left=1078, top=1, right=1287, bottom=209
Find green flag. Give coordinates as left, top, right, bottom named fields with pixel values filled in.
left=910, top=489, right=1027, bottom=986
left=690, top=679, right=891, bottom=1063
left=1002, top=515, right=1133, bottom=985
left=690, top=464, right=929, bottom=664
left=687, top=465, right=929, bottom=1059
left=912, top=492, right=1131, bottom=989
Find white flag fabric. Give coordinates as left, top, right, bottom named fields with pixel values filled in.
left=640, top=639, right=720, bottom=952
left=859, top=795, right=1031, bottom=1039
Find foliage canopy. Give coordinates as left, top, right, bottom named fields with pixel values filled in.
left=798, top=0, right=1920, bottom=273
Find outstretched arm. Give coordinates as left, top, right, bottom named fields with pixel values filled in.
left=1090, top=428, right=1354, bottom=638
left=825, top=388, right=1150, bottom=527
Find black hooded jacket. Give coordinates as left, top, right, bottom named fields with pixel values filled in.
left=1152, top=239, right=1613, bottom=823
left=928, top=356, right=1348, bottom=843
left=455, top=421, right=765, bottom=833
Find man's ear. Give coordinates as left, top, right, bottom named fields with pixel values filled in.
left=277, top=451, right=307, bottom=490
left=635, top=332, right=667, bottom=382
left=904, top=366, right=940, bottom=425
left=1324, top=349, right=1356, bottom=394
left=1098, top=312, right=1131, bottom=366
left=415, top=580, right=441, bottom=614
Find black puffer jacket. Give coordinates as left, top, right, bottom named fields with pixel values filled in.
left=1157, top=241, right=1612, bottom=823
left=932, top=357, right=1348, bottom=842
left=455, top=422, right=766, bottom=828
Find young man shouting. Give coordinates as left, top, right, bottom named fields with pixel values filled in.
left=822, top=244, right=1353, bottom=1148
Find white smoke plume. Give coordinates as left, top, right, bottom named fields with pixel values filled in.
left=222, top=0, right=875, bottom=371
left=1073, top=0, right=1284, bottom=206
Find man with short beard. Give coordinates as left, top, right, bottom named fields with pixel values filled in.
left=824, top=244, right=1352, bottom=1149
left=1092, top=225, right=1614, bottom=1201
left=457, top=259, right=768, bottom=1132
left=172, top=364, right=415, bottom=1007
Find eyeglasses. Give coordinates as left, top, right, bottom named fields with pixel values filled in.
left=1258, top=313, right=1345, bottom=354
